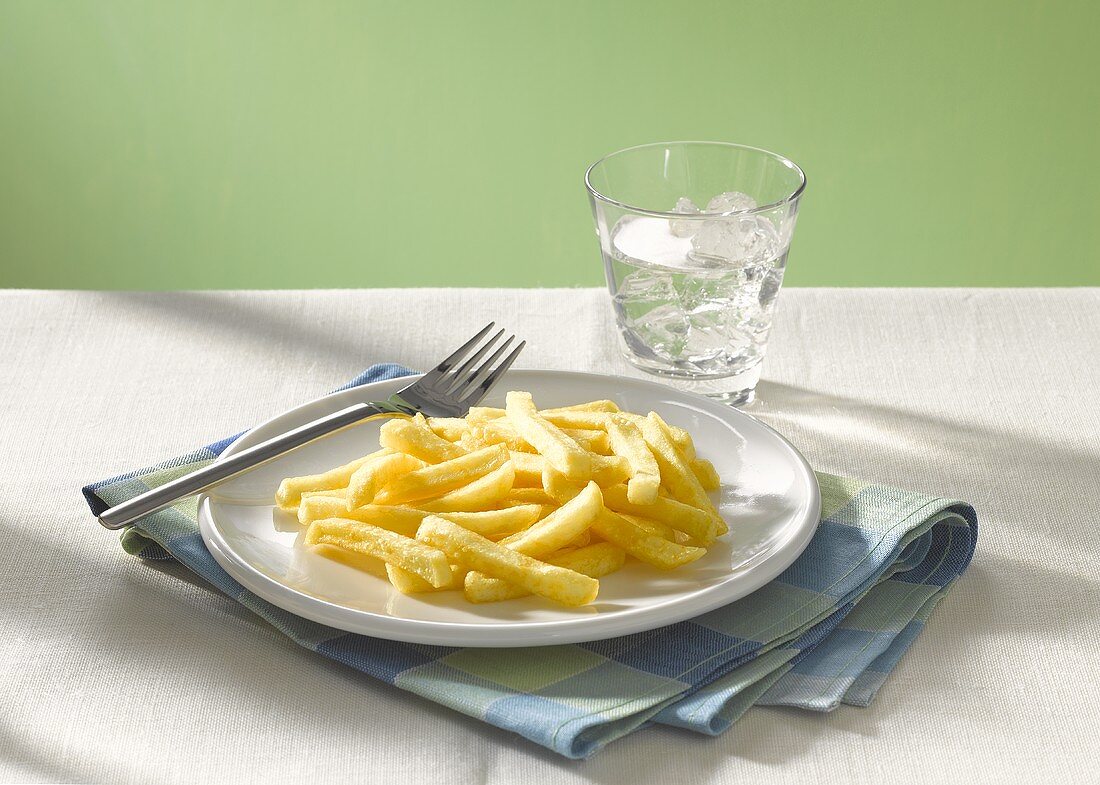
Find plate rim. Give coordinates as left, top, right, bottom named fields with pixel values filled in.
left=198, top=369, right=821, bottom=647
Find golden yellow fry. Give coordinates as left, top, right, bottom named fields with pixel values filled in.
left=564, top=428, right=611, bottom=455
left=297, top=497, right=426, bottom=536
left=466, top=406, right=507, bottom=421
left=464, top=542, right=626, bottom=603
left=542, top=400, right=620, bottom=414
left=473, top=419, right=609, bottom=455
left=590, top=454, right=633, bottom=488
left=617, top=513, right=678, bottom=542
left=690, top=457, right=721, bottom=491
left=590, top=510, right=706, bottom=570
left=509, top=451, right=547, bottom=487
left=374, top=444, right=509, bottom=505
left=504, top=487, right=557, bottom=506
left=641, top=413, right=715, bottom=514
left=417, top=517, right=599, bottom=607
left=379, top=414, right=468, bottom=463
left=599, top=484, right=719, bottom=545
left=470, top=400, right=620, bottom=419
left=425, top=417, right=470, bottom=442
left=346, top=452, right=426, bottom=510
left=538, top=410, right=694, bottom=453
left=542, top=466, right=584, bottom=505
left=310, top=543, right=388, bottom=579
left=606, top=415, right=660, bottom=505
left=427, top=505, right=543, bottom=539
left=563, top=529, right=592, bottom=549
left=275, top=448, right=389, bottom=510
left=385, top=563, right=465, bottom=594
left=505, top=391, right=592, bottom=481
left=300, top=489, right=347, bottom=501
left=417, top=462, right=515, bottom=512
left=305, top=518, right=452, bottom=587
left=498, top=481, right=603, bottom=558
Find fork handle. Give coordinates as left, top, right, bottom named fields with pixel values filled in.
left=96, top=401, right=408, bottom=530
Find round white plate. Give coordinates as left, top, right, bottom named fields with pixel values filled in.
left=198, top=370, right=820, bottom=647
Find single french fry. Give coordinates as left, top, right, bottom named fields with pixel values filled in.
left=618, top=513, right=678, bottom=542
left=305, top=518, right=452, bottom=587
left=472, top=419, right=610, bottom=456
left=503, top=487, right=557, bottom=506
left=385, top=563, right=464, bottom=594
left=417, top=462, right=515, bottom=512
left=297, top=497, right=426, bottom=536
left=509, top=451, right=547, bottom=487
left=498, top=481, right=603, bottom=558
left=641, top=413, right=715, bottom=514
left=466, top=406, right=507, bottom=421
left=506, top=391, right=592, bottom=481
left=564, top=428, right=611, bottom=455
left=599, top=484, right=719, bottom=545
left=563, top=529, right=592, bottom=549
left=374, top=444, right=509, bottom=505
left=542, top=400, right=620, bottom=414
left=542, top=466, right=585, bottom=505
left=606, top=415, right=660, bottom=505
left=379, top=414, right=468, bottom=463
left=690, top=457, right=721, bottom=491
left=590, top=510, right=706, bottom=570
left=346, top=452, right=426, bottom=510
left=300, top=488, right=348, bottom=501
left=310, top=542, right=389, bottom=579
left=425, top=505, right=542, bottom=539
left=425, top=417, right=470, bottom=442
left=590, top=454, right=633, bottom=488
left=417, top=517, right=599, bottom=607
left=275, top=448, right=389, bottom=510
left=464, top=543, right=626, bottom=603
left=539, top=410, right=694, bottom=454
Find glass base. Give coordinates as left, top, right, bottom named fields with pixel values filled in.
left=621, top=351, right=761, bottom=407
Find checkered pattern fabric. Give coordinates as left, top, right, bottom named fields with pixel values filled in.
left=82, top=364, right=977, bottom=758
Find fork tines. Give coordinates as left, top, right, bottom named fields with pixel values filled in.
left=419, top=322, right=525, bottom=406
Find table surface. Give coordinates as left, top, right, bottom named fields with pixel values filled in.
left=1, top=288, right=1097, bottom=784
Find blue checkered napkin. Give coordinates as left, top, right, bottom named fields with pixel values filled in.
left=82, top=364, right=977, bottom=759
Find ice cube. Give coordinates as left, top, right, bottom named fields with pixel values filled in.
left=690, top=214, right=780, bottom=264
left=669, top=197, right=700, bottom=238
left=705, top=191, right=757, bottom=214
left=629, top=303, right=690, bottom=361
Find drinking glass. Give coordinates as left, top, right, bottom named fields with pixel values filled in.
left=585, top=142, right=806, bottom=405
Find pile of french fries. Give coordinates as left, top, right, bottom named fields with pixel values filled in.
left=276, top=391, right=727, bottom=607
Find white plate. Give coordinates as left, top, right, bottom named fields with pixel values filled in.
left=198, top=370, right=820, bottom=647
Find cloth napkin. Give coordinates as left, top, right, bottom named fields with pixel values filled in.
left=82, top=364, right=977, bottom=759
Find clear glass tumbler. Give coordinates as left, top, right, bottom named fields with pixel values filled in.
left=585, top=142, right=806, bottom=405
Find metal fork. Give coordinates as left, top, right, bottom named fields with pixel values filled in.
left=96, top=323, right=525, bottom=530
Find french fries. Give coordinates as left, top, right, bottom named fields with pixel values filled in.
left=374, top=444, right=509, bottom=505
left=417, top=517, right=599, bottom=607
left=305, top=518, right=452, bottom=587
left=606, top=415, right=660, bottom=505
left=417, top=463, right=515, bottom=512
left=347, top=452, right=426, bottom=510
left=640, top=413, right=715, bottom=514
left=506, top=391, right=592, bottom=481
left=279, top=391, right=728, bottom=607
left=297, top=497, right=425, bottom=535
left=275, top=448, right=390, bottom=510
left=590, top=510, right=706, bottom=570
left=464, top=543, right=626, bottom=603
left=379, top=414, right=468, bottom=463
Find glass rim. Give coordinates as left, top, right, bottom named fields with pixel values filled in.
left=584, top=140, right=807, bottom=219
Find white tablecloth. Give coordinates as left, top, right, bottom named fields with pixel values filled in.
left=1, top=288, right=1097, bottom=784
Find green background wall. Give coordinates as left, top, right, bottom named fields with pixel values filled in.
left=1, top=1, right=1097, bottom=289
